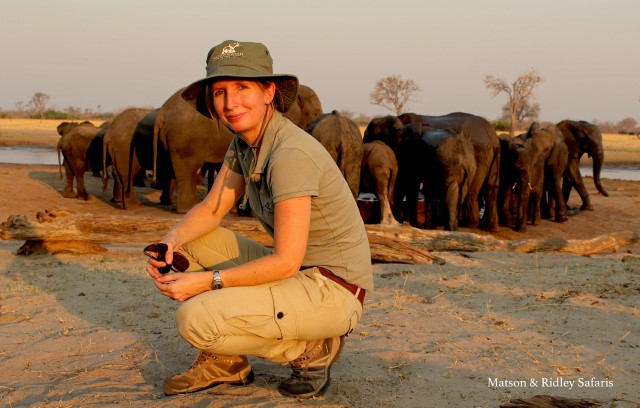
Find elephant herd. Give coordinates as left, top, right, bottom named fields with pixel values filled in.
left=56, top=85, right=607, bottom=234
left=359, top=114, right=607, bottom=232
left=56, top=84, right=323, bottom=214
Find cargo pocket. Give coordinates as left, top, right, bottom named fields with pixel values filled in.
left=269, top=283, right=299, bottom=340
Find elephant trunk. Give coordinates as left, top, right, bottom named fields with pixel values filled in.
left=591, top=150, right=608, bottom=197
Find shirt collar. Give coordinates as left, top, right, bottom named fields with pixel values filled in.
left=246, top=110, right=285, bottom=178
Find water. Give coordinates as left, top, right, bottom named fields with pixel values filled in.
left=0, top=146, right=639, bottom=181
left=579, top=165, right=640, bottom=182
left=0, top=146, right=59, bottom=165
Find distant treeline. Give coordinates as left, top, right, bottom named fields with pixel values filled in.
left=1, top=107, right=637, bottom=135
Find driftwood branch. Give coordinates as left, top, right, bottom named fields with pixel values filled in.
left=365, top=225, right=640, bottom=255
left=2, top=209, right=638, bottom=261
left=0, top=209, right=441, bottom=264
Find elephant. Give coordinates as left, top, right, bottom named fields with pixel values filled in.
left=56, top=120, right=110, bottom=200
left=359, top=140, right=399, bottom=226
left=102, top=108, right=158, bottom=209
left=283, top=84, right=323, bottom=130
left=365, top=112, right=500, bottom=232
left=393, top=123, right=476, bottom=231
left=498, top=135, right=545, bottom=231
left=307, top=111, right=363, bottom=199
left=556, top=120, right=609, bottom=211
left=153, top=87, right=235, bottom=214
left=520, top=122, right=569, bottom=224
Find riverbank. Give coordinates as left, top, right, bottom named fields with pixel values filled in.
left=1, top=118, right=640, bottom=165
left=0, top=163, right=639, bottom=407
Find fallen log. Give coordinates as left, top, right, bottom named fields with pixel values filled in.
left=0, top=209, right=441, bottom=264
left=2, top=209, right=638, bottom=260
left=500, top=394, right=602, bottom=408
left=365, top=225, right=640, bottom=255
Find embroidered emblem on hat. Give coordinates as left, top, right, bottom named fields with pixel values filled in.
left=215, top=42, right=243, bottom=60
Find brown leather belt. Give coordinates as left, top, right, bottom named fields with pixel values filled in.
left=316, top=267, right=365, bottom=307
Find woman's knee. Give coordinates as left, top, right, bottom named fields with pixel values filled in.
left=175, top=299, right=220, bottom=350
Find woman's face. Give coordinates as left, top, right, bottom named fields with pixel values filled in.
left=211, top=80, right=275, bottom=142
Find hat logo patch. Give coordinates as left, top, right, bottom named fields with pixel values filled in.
left=215, top=42, right=243, bottom=60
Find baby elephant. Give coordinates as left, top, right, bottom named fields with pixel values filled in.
left=360, top=140, right=400, bottom=226
left=396, top=123, right=476, bottom=231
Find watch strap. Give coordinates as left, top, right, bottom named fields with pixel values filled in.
left=210, top=270, right=223, bottom=290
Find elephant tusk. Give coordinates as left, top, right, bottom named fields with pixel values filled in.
left=528, top=182, right=532, bottom=191
left=512, top=182, right=518, bottom=190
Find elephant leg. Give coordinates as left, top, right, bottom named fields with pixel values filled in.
left=160, top=178, right=177, bottom=205
left=175, top=164, right=201, bottom=214
left=465, top=175, right=481, bottom=229
left=404, top=179, right=421, bottom=228
left=349, top=165, right=362, bottom=201
left=123, top=162, right=142, bottom=209
left=76, top=171, right=89, bottom=201
left=62, top=161, right=77, bottom=198
left=480, top=162, right=500, bottom=232
left=374, top=172, right=399, bottom=226
left=502, top=187, right=516, bottom=227
left=552, top=175, right=568, bottom=222
left=499, top=184, right=513, bottom=227
left=444, top=180, right=460, bottom=231
left=132, top=168, right=147, bottom=188
left=512, top=185, right=536, bottom=232
left=111, top=175, right=123, bottom=205
left=532, top=186, right=544, bottom=225
left=565, top=160, right=592, bottom=211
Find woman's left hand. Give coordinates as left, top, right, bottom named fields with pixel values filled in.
left=151, top=271, right=211, bottom=302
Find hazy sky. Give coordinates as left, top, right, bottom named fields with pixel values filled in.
left=2, top=0, right=639, bottom=123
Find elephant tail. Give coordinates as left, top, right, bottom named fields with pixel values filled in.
left=152, top=110, right=165, bottom=187
left=102, top=135, right=109, bottom=193
left=388, top=160, right=398, bottom=209
left=56, top=142, right=63, bottom=180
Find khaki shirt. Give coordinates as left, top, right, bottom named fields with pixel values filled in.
left=224, top=112, right=373, bottom=290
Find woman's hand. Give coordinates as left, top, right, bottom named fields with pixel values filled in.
left=151, top=271, right=212, bottom=302
left=145, top=242, right=178, bottom=279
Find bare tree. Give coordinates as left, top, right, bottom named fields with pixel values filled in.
left=617, top=117, right=638, bottom=134
left=370, top=75, right=420, bottom=115
left=28, top=92, right=51, bottom=119
left=14, top=101, right=25, bottom=117
left=484, top=68, right=542, bottom=136
left=500, top=100, right=541, bottom=132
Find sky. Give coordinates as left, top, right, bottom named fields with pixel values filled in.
left=1, top=0, right=639, bottom=124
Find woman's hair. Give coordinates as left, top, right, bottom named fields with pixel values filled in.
left=257, top=80, right=278, bottom=110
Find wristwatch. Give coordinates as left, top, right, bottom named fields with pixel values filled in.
left=210, top=270, right=223, bottom=290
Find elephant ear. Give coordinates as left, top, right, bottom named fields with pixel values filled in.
left=527, top=122, right=540, bottom=137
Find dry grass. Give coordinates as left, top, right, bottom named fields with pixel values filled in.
left=1, top=119, right=639, bottom=164
left=0, top=118, right=107, bottom=147
left=592, top=133, right=640, bottom=165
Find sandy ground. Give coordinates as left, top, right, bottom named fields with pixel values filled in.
left=0, top=163, right=639, bottom=408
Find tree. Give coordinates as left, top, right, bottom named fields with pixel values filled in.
left=484, top=68, right=542, bottom=136
left=370, top=75, right=420, bottom=115
left=617, top=117, right=638, bottom=134
left=28, top=92, right=51, bottom=119
left=500, top=100, right=541, bottom=132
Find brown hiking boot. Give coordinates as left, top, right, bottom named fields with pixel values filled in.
left=164, top=352, right=253, bottom=395
left=278, top=336, right=345, bottom=398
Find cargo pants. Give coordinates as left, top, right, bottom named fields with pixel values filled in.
left=174, top=227, right=363, bottom=363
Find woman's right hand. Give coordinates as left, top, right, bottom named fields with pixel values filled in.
left=145, top=240, right=178, bottom=279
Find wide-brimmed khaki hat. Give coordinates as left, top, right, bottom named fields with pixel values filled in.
left=182, top=40, right=299, bottom=116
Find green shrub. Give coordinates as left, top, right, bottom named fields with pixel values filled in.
left=492, top=120, right=511, bottom=131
